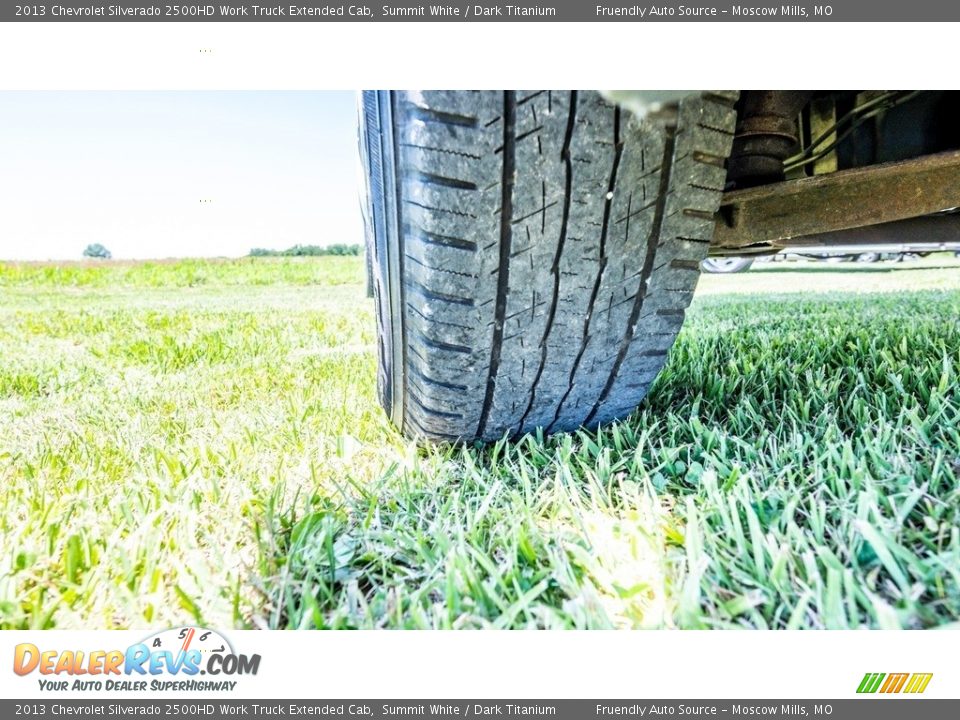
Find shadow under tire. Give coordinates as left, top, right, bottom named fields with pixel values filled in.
left=360, top=90, right=737, bottom=442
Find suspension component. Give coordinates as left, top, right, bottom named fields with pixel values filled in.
left=727, top=91, right=813, bottom=188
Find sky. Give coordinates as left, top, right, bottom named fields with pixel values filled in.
left=0, top=91, right=363, bottom=260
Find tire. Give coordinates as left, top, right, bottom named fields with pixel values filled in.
left=360, top=90, right=737, bottom=442
left=700, top=257, right=754, bottom=273
left=365, top=250, right=375, bottom=297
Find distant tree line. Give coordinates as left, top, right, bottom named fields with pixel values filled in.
left=249, top=244, right=362, bottom=257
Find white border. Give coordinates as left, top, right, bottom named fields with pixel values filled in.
left=0, top=630, right=954, bottom=699
left=0, top=22, right=957, bottom=90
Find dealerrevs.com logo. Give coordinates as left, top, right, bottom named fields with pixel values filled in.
left=13, top=627, right=261, bottom=693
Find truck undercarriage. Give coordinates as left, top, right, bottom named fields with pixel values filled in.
left=709, top=90, right=960, bottom=257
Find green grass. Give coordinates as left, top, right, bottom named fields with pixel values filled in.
left=1, top=256, right=958, bottom=630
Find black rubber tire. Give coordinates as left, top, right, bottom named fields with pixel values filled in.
left=700, top=257, right=754, bottom=274
left=360, top=90, right=737, bottom=442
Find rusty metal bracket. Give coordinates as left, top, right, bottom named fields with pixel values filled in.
left=714, top=150, right=960, bottom=250
left=781, top=213, right=960, bottom=249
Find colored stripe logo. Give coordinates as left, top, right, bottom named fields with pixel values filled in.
left=857, top=672, right=933, bottom=694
